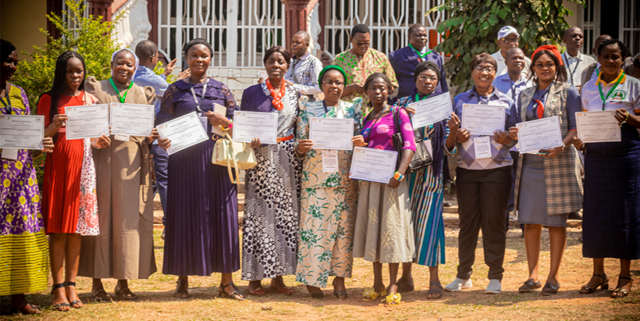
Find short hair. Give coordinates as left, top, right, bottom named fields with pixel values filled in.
left=294, top=31, right=311, bottom=44
left=529, top=49, right=568, bottom=84
left=263, top=46, right=291, bottom=65
left=184, top=38, right=213, bottom=57
left=598, top=38, right=631, bottom=60
left=364, top=73, right=393, bottom=92
left=505, top=47, right=524, bottom=60
left=414, top=61, right=441, bottom=83
left=351, top=24, right=370, bottom=38
left=0, top=39, right=16, bottom=63
left=563, top=26, right=581, bottom=38
left=408, top=24, right=425, bottom=36
left=469, top=53, right=497, bottom=72
left=135, top=40, right=158, bottom=62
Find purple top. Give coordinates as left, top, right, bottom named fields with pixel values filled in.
left=361, top=106, right=416, bottom=152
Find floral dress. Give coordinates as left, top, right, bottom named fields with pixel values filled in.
left=295, top=98, right=363, bottom=287
left=0, top=83, right=49, bottom=296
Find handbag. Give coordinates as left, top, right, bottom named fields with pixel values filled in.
left=212, top=132, right=257, bottom=184
left=391, top=106, right=433, bottom=174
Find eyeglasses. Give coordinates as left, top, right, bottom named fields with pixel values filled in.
left=322, top=80, right=344, bottom=87
left=502, top=37, right=519, bottom=44
left=417, top=75, right=438, bottom=82
left=535, top=63, right=556, bottom=70
left=474, top=66, right=495, bottom=74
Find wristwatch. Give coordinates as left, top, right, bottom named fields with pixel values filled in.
left=561, top=142, right=566, bottom=152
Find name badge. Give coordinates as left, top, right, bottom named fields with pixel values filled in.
left=474, top=136, right=492, bottom=159
left=200, top=115, right=209, bottom=133
left=2, top=148, right=19, bottom=160
left=322, top=150, right=339, bottom=173
left=115, top=134, right=130, bottom=141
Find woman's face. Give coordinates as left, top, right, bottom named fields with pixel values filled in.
left=2, top=50, right=18, bottom=82
left=533, top=53, right=557, bottom=83
left=471, top=62, right=496, bottom=88
left=265, top=52, right=289, bottom=80
left=415, top=69, right=438, bottom=96
left=366, top=77, right=389, bottom=106
left=66, top=57, right=85, bottom=91
left=321, top=70, right=345, bottom=101
left=599, top=44, right=624, bottom=76
left=111, top=51, right=136, bottom=84
left=187, top=44, right=211, bottom=75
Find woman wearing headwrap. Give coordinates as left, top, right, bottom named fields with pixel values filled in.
left=78, top=48, right=157, bottom=302
left=240, top=46, right=302, bottom=296
left=509, top=45, right=582, bottom=296
left=294, top=65, right=364, bottom=299
left=0, top=38, right=54, bottom=315
left=393, top=61, right=459, bottom=300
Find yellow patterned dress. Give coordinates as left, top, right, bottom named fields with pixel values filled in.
left=0, top=83, right=49, bottom=296
left=295, top=98, right=363, bottom=287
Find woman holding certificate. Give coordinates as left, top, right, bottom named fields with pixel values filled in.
left=509, top=45, right=582, bottom=296
left=78, top=48, right=157, bottom=301
left=240, top=46, right=302, bottom=296
left=38, top=52, right=110, bottom=310
left=393, top=61, right=459, bottom=299
left=353, top=73, right=416, bottom=306
left=156, top=39, right=242, bottom=300
left=0, top=39, right=54, bottom=315
left=294, top=65, right=364, bottom=299
left=574, top=39, right=640, bottom=299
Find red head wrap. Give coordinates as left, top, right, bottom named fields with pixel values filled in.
left=531, top=45, right=564, bottom=66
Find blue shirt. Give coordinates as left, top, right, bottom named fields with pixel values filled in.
left=449, top=86, right=518, bottom=170
left=133, top=65, right=168, bottom=114
left=492, top=73, right=532, bottom=113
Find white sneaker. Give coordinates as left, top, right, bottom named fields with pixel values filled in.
left=444, top=278, right=473, bottom=292
left=485, top=279, right=502, bottom=294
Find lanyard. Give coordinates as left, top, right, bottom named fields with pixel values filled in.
left=414, top=93, right=431, bottom=102
left=408, top=44, right=432, bottom=62
left=109, top=78, right=134, bottom=103
left=190, top=78, right=209, bottom=113
left=598, top=72, right=624, bottom=110
left=322, top=101, right=339, bottom=117
left=562, top=54, right=580, bottom=85
left=0, top=84, right=11, bottom=114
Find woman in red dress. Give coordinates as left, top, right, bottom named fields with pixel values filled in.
left=37, top=51, right=110, bottom=311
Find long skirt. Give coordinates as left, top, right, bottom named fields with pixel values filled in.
left=583, top=125, right=640, bottom=260
left=242, top=140, right=302, bottom=281
left=409, top=166, right=445, bottom=267
left=295, top=182, right=358, bottom=287
left=353, top=180, right=415, bottom=263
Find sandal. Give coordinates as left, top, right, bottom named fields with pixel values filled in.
left=519, top=279, right=542, bottom=293
left=90, top=288, right=112, bottom=303
left=306, top=285, right=324, bottom=299
left=114, top=285, right=138, bottom=301
left=611, top=276, right=633, bottom=299
left=174, top=279, right=190, bottom=299
left=219, top=282, right=244, bottom=301
left=427, top=281, right=444, bottom=299
left=64, top=282, right=83, bottom=308
left=579, top=273, right=609, bottom=294
left=362, top=287, right=387, bottom=301
left=383, top=290, right=402, bottom=306
left=270, top=279, right=294, bottom=295
left=50, top=283, right=71, bottom=312
left=10, top=295, right=41, bottom=315
left=248, top=286, right=266, bottom=295
left=332, top=278, right=347, bottom=300
left=541, top=281, right=560, bottom=296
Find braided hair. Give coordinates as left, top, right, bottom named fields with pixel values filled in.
left=598, top=38, right=631, bottom=60
left=46, top=51, right=87, bottom=135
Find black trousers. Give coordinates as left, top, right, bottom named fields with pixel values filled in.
left=455, top=166, right=511, bottom=280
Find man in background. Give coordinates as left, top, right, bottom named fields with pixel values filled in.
left=561, top=27, right=596, bottom=90
left=491, top=26, right=531, bottom=78
left=284, top=31, right=324, bottom=102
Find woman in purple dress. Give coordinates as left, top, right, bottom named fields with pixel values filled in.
left=155, top=38, right=242, bottom=300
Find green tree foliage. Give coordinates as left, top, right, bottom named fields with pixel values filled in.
left=13, top=0, right=122, bottom=109
left=432, top=0, right=585, bottom=93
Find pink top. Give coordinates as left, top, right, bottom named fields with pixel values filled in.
left=361, top=106, right=416, bottom=152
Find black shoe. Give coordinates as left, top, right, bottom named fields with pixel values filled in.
left=568, top=211, right=583, bottom=220
left=518, top=279, right=542, bottom=293
left=541, top=281, right=560, bottom=296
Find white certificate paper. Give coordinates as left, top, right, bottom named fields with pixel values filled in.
left=576, top=110, right=621, bottom=143
left=156, top=112, right=209, bottom=155
left=516, top=116, right=564, bottom=154
left=233, top=111, right=278, bottom=145
left=322, top=150, right=339, bottom=173
left=309, top=117, right=354, bottom=150
left=410, top=92, right=453, bottom=129
left=461, top=104, right=506, bottom=135
left=349, top=147, right=398, bottom=184
left=0, top=115, right=44, bottom=149
left=65, top=104, right=110, bottom=140
left=473, top=136, right=492, bottom=159
left=110, top=103, right=155, bottom=137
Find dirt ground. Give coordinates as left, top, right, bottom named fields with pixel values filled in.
left=2, top=227, right=639, bottom=320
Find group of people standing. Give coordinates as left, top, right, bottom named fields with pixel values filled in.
left=1, top=20, right=639, bottom=314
